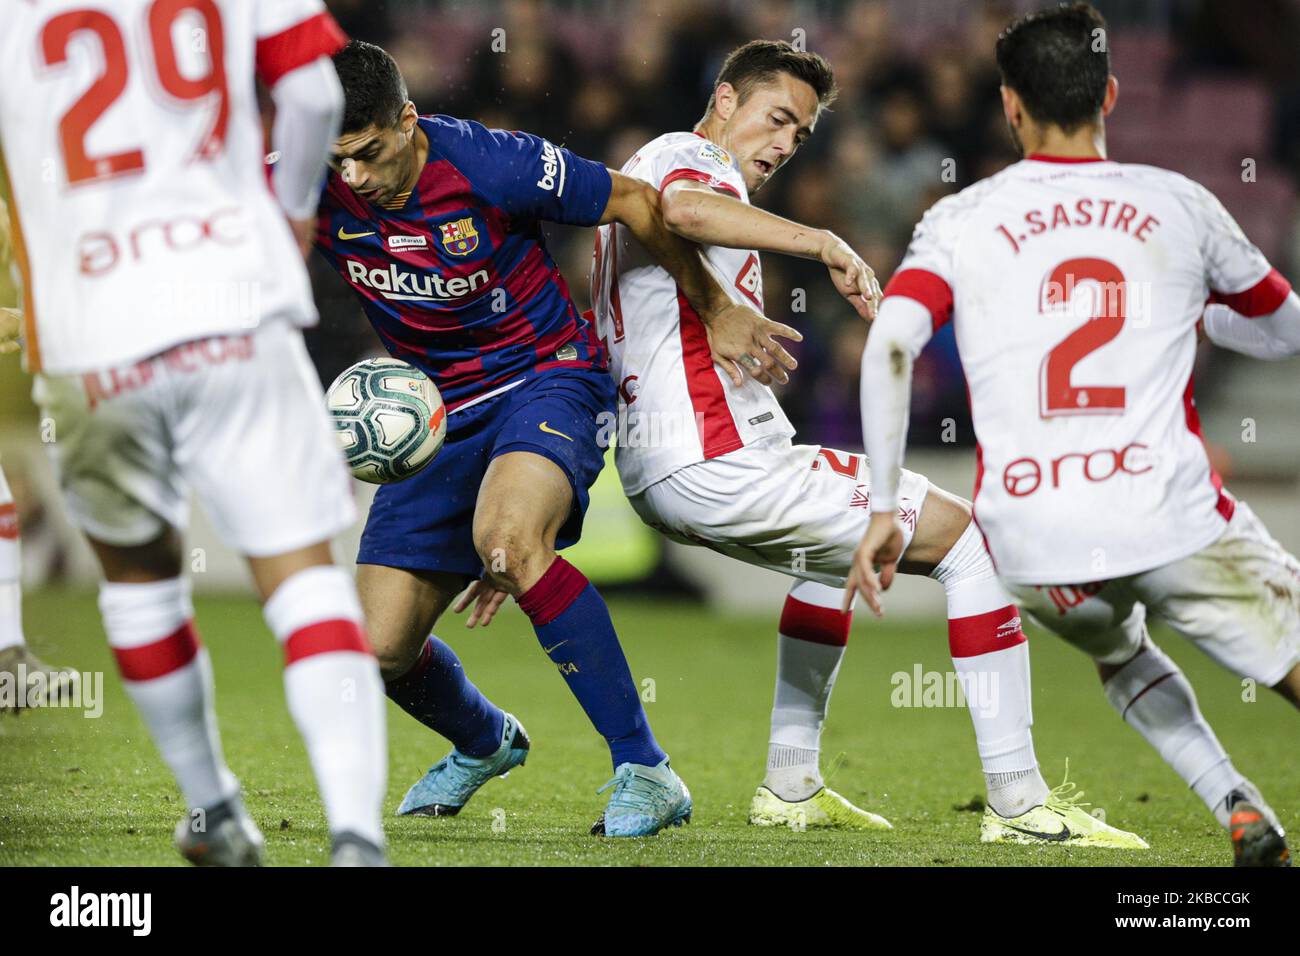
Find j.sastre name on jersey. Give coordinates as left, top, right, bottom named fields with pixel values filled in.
left=344, top=260, right=489, bottom=302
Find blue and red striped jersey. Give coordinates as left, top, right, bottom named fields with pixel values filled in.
left=315, top=115, right=613, bottom=408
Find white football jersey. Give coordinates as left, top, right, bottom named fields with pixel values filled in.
left=0, top=0, right=344, bottom=374
left=888, top=155, right=1292, bottom=584
left=592, top=131, right=794, bottom=495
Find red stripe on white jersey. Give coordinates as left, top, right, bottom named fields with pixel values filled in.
left=884, top=268, right=954, bottom=331
left=0, top=502, right=17, bottom=541
left=283, top=619, right=371, bottom=666
left=114, top=621, right=200, bottom=681
left=779, top=595, right=850, bottom=647
left=1209, top=268, right=1292, bottom=317
left=660, top=167, right=741, bottom=199
left=948, top=606, right=1025, bottom=658
left=1182, top=374, right=1235, bottom=522
left=608, top=227, right=626, bottom=342
left=255, top=11, right=348, bottom=87
left=676, top=288, right=744, bottom=458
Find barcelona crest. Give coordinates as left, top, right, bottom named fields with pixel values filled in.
left=439, top=216, right=480, bottom=256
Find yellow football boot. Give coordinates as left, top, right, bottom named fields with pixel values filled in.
left=748, top=786, right=892, bottom=831
left=981, top=768, right=1149, bottom=849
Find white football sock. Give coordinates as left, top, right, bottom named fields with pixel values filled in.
left=0, top=467, right=25, bottom=651
left=1102, top=638, right=1247, bottom=828
left=99, top=577, right=237, bottom=812
left=264, top=565, right=387, bottom=847
left=932, top=522, right=1048, bottom=817
left=766, top=580, right=848, bottom=802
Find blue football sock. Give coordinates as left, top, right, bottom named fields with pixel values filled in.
left=384, top=634, right=505, bottom=758
left=518, top=556, right=666, bottom=769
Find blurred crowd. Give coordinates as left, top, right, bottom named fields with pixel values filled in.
left=307, top=0, right=1300, bottom=450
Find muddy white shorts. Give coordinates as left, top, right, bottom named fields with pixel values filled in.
left=33, top=320, right=356, bottom=557
left=1007, top=500, right=1300, bottom=686
left=627, top=436, right=931, bottom=586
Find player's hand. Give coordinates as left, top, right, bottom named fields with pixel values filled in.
left=453, top=576, right=510, bottom=628
left=818, top=234, right=882, bottom=322
left=702, top=300, right=802, bottom=388
left=0, top=307, right=22, bottom=355
left=288, top=216, right=315, bottom=261
left=843, top=511, right=906, bottom=617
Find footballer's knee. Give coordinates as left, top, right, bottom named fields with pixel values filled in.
left=899, top=484, right=972, bottom=574
left=1270, top=663, right=1300, bottom=709
left=374, top=642, right=422, bottom=682
left=355, top=564, right=459, bottom=681
left=473, top=521, right=551, bottom=596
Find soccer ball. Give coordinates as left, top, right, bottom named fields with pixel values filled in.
left=327, top=357, right=447, bottom=484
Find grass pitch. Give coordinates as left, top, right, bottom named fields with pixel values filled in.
left=1, top=588, right=1294, bottom=866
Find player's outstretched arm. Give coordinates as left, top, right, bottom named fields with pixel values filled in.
left=661, top=179, right=881, bottom=321
left=266, top=57, right=344, bottom=258
left=843, top=294, right=934, bottom=616
left=1202, top=289, right=1300, bottom=360
left=0, top=193, right=10, bottom=266
left=602, top=171, right=803, bottom=387
left=0, top=196, right=20, bottom=354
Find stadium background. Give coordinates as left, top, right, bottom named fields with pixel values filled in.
left=2, top=0, right=1299, bottom=869
left=2, top=0, right=1298, bottom=613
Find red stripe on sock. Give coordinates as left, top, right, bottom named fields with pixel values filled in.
left=283, top=618, right=371, bottom=665
left=778, top=595, right=850, bottom=647
left=113, top=621, right=200, bottom=681
left=948, top=606, right=1026, bottom=658
left=517, top=557, right=588, bottom=627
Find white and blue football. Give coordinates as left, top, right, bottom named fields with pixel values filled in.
left=327, top=357, right=446, bottom=484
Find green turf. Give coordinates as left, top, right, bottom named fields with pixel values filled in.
left=1, top=588, right=1294, bottom=866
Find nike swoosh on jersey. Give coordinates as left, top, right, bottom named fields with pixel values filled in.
left=542, top=640, right=568, bottom=654
left=538, top=421, right=573, bottom=441
left=338, top=227, right=376, bottom=240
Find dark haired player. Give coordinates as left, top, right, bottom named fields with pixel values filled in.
left=589, top=39, right=1146, bottom=845
left=315, top=41, right=798, bottom=836
left=463, top=39, right=1146, bottom=847
left=851, top=2, right=1298, bottom=865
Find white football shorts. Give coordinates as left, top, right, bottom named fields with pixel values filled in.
left=1007, top=500, right=1300, bottom=686
left=628, top=436, right=931, bottom=587
left=33, top=320, right=355, bottom=557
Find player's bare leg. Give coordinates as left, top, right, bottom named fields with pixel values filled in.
left=475, top=450, right=690, bottom=837
left=356, top=564, right=463, bottom=679
left=1272, top=663, right=1300, bottom=709
left=89, top=532, right=388, bottom=867
left=356, top=563, right=525, bottom=818
left=0, top=465, right=77, bottom=712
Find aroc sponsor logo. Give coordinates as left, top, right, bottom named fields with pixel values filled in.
left=1002, top=442, right=1157, bottom=497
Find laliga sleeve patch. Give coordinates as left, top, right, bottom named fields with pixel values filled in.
left=697, top=142, right=734, bottom=170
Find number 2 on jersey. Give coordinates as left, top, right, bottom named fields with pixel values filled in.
left=40, top=1, right=228, bottom=187
left=1039, top=257, right=1127, bottom=417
